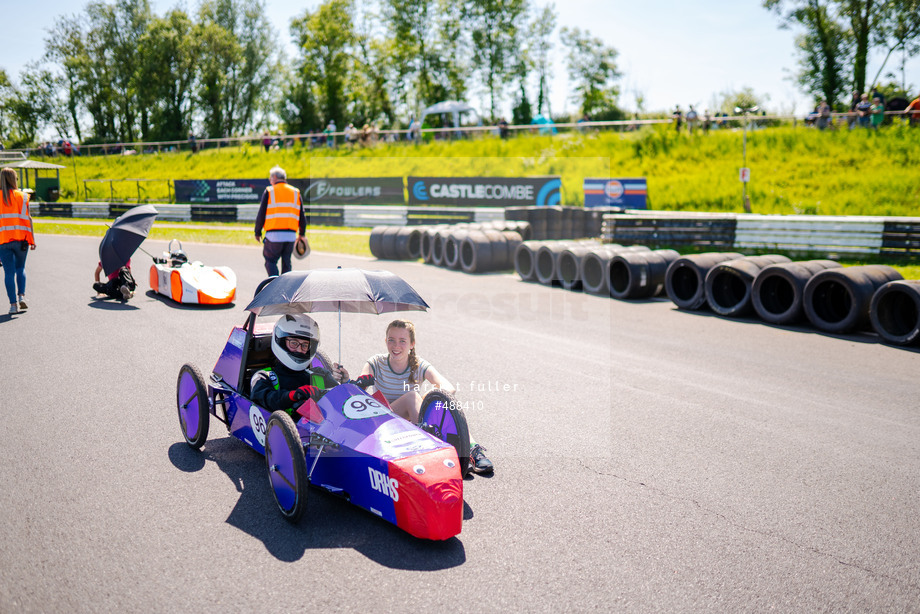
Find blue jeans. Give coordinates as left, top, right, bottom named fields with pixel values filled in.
left=0, top=240, right=28, bottom=304
left=262, top=239, right=294, bottom=277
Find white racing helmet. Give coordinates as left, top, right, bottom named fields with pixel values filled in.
left=271, top=314, right=320, bottom=371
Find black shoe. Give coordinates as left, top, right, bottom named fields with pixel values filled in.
left=469, top=444, right=493, bottom=474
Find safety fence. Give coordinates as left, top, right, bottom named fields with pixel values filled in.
left=30, top=201, right=506, bottom=227
left=13, top=109, right=918, bottom=159
left=602, top=211, right=920, bottom=258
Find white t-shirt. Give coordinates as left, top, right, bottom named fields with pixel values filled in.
left=366, top=353, right=431, bottom=402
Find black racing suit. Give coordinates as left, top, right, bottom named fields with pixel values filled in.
left=250, top=360, right=339, bottom=417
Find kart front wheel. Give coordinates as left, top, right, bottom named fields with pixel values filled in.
left=418, top=390, right=471, bottom=477
left=176, top=364, right=210, bottom=449
left=265, top=411, right=308, bottom=523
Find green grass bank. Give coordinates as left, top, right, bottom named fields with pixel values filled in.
left=52, top=124, right=920, bottom=217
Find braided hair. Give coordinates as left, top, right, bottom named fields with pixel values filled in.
left=387, top=319, right=419, bottom=385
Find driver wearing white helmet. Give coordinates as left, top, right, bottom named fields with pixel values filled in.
left=250, top=314, right=358, bottom=416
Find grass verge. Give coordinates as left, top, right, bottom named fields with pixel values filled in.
left=33, top=219, right=374, bottom=257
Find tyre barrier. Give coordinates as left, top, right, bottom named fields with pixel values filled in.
left=803, top=265, right=903, bottom=333
left=430, top=228, right=449, bottom=267
left=372, top=222, right=530, bottom=263
left=421, top=225, right=447, bottom=264
left=534, top=240, right=600, bottom=286
left=370, top=225, right=424, bottom=260
left=608, top=249, right=679, bottom=300
left=750, top=260, right=842, bottom=325
left=704, top=255, right=792, bottom=317
left=580, top=245, right=630, bottom=295
left=556, top=244, right=650, bottom=292
left=665, top=252, right=745, bottom=310
left=869, top=280, right=920, bottom=346
left=506, top=206, right=593, bottom=240
left=514, top=241, right=541, bottom=282
left=557, top=245, right=608, bottom=291
left=460, top=230, right=523, bottom=273
left=369, top=225, right=387, bottom=259
left=443, top=228, right=471, bottom=270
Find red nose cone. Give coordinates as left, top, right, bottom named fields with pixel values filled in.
left=389, top=448, right=464, bottom=540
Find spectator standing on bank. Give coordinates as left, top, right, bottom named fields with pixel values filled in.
left=816, top=100, right=831, bottom=130
left=848, top=91, right=861, bottom=129
left=673, top=105, right=683, bottom=133
left=702, top=109, right=712, bottom=133
left=0, top=168, right=35, bottom=315
left=406, top=115, right=420, bottom=141
left=856, top=94, right=872, bottom=128
left=323, top=120, right=336, bottom=148
left=345, top=123, right=358, bottom=147
left=497, top=117, right=509, bottom=139
left=686, top=105, right=698, bottom=134
left=254, top=166, right=306, bottom=277
left=871, top=85, right=886, bottom=107
left=870, top=97, right=885, bottom=130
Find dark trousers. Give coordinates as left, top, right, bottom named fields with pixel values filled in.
left=263, top=239, right=294, bottom=276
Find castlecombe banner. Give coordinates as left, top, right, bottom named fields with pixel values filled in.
left=174, top=178, right=402, bottom=204
left=408, top=176, right=561, bottom=207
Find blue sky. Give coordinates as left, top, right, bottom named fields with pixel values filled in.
left=6, top=0, right=919, bottom=121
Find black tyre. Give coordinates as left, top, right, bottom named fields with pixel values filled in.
left=176, top=363, right=210, bottom=449
left=418, top=390, right=472, bottom=477
left=870, top=280, right=920, bottom=346
left=312, top=349, right=334, bottom=371
left=803, top=265, right=903, bottom=333
left=368, top=226, right=387, bottom=259
left=265, top=411, right=308, bottom=523
left=379, top=227, right=402, bottom=260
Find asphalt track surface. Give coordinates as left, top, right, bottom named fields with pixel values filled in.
left=1, top=234, right=918, bottom=612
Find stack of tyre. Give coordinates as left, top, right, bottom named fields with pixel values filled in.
left=662, top=251, right=920, bottom=346
left=369, top=221, right=532, bottom=274
left=505, top=206, right=604, bottom=240
left=511, top=241, right=920, bottom=347
left=514, top=239, right=682, bottom=300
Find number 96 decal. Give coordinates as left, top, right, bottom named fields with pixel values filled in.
left=343, top=394, right=390, bottom=420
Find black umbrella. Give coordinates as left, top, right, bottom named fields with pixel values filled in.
left=98, top=205, right=158, bottom=277
left=245, top=268, right=430, bottom=362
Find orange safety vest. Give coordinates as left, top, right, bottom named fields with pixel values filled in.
left=264, top=182, right=302, bottom=233
left=0, top=190, right=34, bottom=246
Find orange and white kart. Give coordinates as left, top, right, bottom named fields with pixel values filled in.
left=149, top=240, right=237, bottom=305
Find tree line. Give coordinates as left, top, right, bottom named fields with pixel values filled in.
left=0, top=0, right=623, bottom=148
left=764, top=0, right=920, bottom=108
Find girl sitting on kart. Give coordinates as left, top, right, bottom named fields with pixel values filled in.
left=250, top=314, right=356, bottom=416
left=360, top=319, right=493, bottom=474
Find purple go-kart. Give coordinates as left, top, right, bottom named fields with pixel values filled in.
left=175, top=270, right=472, bottom=540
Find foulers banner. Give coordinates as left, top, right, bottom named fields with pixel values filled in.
left=408, top=176, right=561, bottom=207
left=304, top=177, right=404, bottom=204
left=583, top=178, right=647, bottom=209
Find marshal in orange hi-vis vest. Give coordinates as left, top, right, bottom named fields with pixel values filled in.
left=0, top=190, right=35, bottom=246
left=263, top=183, right=302, bottom=233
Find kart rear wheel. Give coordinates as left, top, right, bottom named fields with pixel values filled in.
left=418, top=390, right=471, bottom=477
left=176, top=364, right=210, bottom=449
left=265, top=411, right=308, bottom=523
